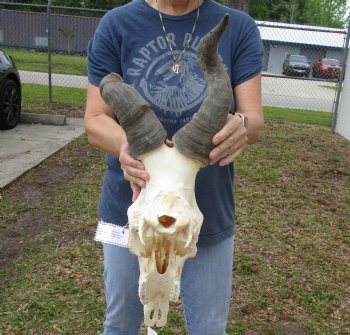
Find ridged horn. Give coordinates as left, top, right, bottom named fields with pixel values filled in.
left=172, top=14, right=233, bottom=166
left=100, top=73, right=167, bottom=158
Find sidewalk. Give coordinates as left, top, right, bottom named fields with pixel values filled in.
left=0, top=118, right=85, bottom=189
left=19, top=70, right=87, bottom=89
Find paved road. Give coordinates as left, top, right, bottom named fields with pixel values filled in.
left=19, top=70, right=88, bottom=89
left=262, top=76, right=336, bottom=112
left=19, top=71, right=336, bottom=112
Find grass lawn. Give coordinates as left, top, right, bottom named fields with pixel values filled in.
left=21, top=84, right=86, bottom=117
left=320, top=85, right=337, bottom=90
left=2, top=47, right=87, bottom=76
left=263, top=106, right=332, bottom=127
left=22, top=84, right=86, bottom=108
left=0, top=95, right=349, bottom=334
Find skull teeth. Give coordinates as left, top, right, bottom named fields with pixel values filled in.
left=139, top=281, right=149, bottom=304
left=155, top=238, right=171, bottom=274
left=170, top=282, right=180, bottom=302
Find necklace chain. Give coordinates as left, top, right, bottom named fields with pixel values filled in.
left=155, top=0, right=200, bottom=74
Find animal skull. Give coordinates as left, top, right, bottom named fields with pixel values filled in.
left=129, top=144, right=202, bottom=327
left=100, top=14, right=232, bottom=328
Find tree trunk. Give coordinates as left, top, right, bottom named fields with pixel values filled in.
left=223, top=0, right=251, bottom=13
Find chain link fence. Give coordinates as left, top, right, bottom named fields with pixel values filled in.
left=0, top=1, right=349, bottom=125
left=258, top=20, right=350, bottom=129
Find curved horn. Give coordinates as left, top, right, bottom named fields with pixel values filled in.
left=172, top=14, right=232, bottom=166
left=100, top=73, right=167, bottom=158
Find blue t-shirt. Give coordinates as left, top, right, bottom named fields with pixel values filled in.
left=87, top=0, right=263, bottom=245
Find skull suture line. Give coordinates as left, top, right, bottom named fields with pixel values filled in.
left=100, top=14, right=233, bottom=328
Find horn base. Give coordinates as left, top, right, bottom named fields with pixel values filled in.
left=100, top=73, right=167, bottom=158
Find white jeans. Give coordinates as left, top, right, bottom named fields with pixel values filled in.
left=102, top=235, right=234, bottom=335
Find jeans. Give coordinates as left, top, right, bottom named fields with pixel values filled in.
left=103, top=235, right=234, bottom=335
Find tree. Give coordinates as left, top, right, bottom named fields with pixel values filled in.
left=223, top=0, right=251, bottom=13
left=58, top=27, right=75, bottom=54
left=0, top=0, right=126, bottom=11
left=303, top=0, right=348, bottom=28
left=249, top=0, right=306, bottom=23
left=249, top=0, right=347, bottom=27
left=80, top=0, right=128, bottom=16
left=270, top=0, right=300, bottom=23
left=249, top=0, right=271, bottom=20
left=0, top=0, right=126, bottom=16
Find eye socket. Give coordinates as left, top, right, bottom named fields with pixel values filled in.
left=158, top=215, right=176, bottom=227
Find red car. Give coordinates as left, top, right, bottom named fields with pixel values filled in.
left=312, top=58, right=341, bottom=79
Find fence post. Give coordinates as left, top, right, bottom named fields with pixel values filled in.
left=47, top=0, right=52, bottom=103
left=331, top=18, right=350, bottom=131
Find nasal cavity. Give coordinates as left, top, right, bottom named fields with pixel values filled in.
left=158, top=215, right=176, bottom=228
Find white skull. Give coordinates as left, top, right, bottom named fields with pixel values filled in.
left=128, top=143, right=203, bottom=327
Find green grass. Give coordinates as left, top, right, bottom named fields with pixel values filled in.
left=2, top=46, right=87, bottom=76
left=22, top=84, right=86, bottom=106
left=22, top=84, right=86, bottom=114
left=231, top=122, right=350, bottom=334
left=1, top=243, right=104, bottom=333
left=1, top=122, right=349, bottom=334
left=263, top=106, right=332, bottom=127
left=319, top=85, right=337, bottom=90
left=1, top=48, right=347, bottom=333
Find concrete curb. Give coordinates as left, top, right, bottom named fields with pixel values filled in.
left=20, top=113, right=67, bottom=126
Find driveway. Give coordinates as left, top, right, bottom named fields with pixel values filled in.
left=19, top=70, right=88, bottom=89
left=262, top=75, right=336, bottom=112
left=0, top=118, right=85, bottom=188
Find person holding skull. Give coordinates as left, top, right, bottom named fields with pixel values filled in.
left=85, top=0, right=264, bottom=334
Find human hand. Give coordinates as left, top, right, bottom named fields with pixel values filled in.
left=209, top=114, right=248, bottom=166
left=165, top=139, right=174, bottom=148
left=119, top=143, right=150, bottom=202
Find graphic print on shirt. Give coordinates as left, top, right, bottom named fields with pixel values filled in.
left=126, top=33, right=209, bottom=118
left=139, top=50, right=207, bottom=116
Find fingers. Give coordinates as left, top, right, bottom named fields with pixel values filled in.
left=214, top=144, right=245, bottom=166
left=131, top=182, right=141, bottom=203
left=122, top=164, right=149, bottom=188
left=119, top=143, right=149, bottom=191
left=209, top=114, right=247, bottom=166
left=212, top=114, right=237, bottom=147
left=165, top=139, right=174, bottom=148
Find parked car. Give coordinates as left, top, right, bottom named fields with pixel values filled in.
left=0, top=49, right=21, bottom=130
left=312, top=58, right=341, bottom=79
left=282, top=54, right=311, bottom=77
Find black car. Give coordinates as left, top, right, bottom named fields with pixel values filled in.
left=0, top=49, right=21, bottom=130
left=282, top=54, right=311, bottom=77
